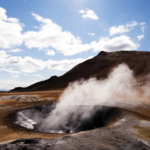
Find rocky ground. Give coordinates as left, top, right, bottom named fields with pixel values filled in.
left=1, top=108, right=150, bottom=150
left=0, top=91, right=150, bottom=149
left=0, top=95, right=52, bottom=102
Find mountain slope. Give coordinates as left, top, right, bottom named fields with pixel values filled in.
left=11, top=51, right=150, bottom=92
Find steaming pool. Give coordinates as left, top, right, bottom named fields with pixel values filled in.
left=15, top=103, right=117, bottom=134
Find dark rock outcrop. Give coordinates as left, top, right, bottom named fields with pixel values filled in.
left=11, top=51, right=150, bottom=92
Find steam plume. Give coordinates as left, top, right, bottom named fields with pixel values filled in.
left=16, top=64, right=150, bottom=133
left=36, top=64, right=149, bottom=133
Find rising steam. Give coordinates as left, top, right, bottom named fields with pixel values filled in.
left=35, top=64, right=149, bottom=133
left=16, top=64, right=150, bottom=133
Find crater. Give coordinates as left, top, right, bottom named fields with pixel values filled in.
left=15, top=104, right=118, bottom=134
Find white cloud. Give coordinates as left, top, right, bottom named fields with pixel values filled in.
left=0, top=50, right=9, bottom=66
left=110, top=21, right=138, bottom=36
left=6, top=56, right=47, bottom=73
left=47, top=56, right=93, bottom=71
left=34, top=74, right=44, bottom=79
left=0, top=7, right=23, bottom=49
left=139, top=22, right=146, bottom=33
left=0, top=8, right=141, bottom=58
left=0, top=50, right=93, bottom=73
left=78, top=10, right=85, bottom=14
left=88, top=33, right=95, bottom=36
left=0, top=66, right=20, bottom=78
left=23, top=13, right=90, bottom=56
left=0, top=68, right=20, bottom=74
left=0, top=79, right=36, bottom=90
left=110, top=25, right=129, bottom=36
left=126, top=21, right=138, bottom=27
left=8, top=48, right=22, bottom=53
left=45, top=50, right=55, bottom=56
left=23, top=13, right=140, bottom=56
left=141, top=26, right=145, bottom=33
left=90, top=35, right=139, bottom=52
left=11, top=74, right=19, bottom=78
left=34, top=26, right=38, bottom=29
left=79, top=9, right=99, bottom=20
left=137, top=34, right=144, bottom=40
left=140, top=22, right=146, bottom=26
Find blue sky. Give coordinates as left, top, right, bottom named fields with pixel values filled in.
left=0, top=0, right=149, bottom=90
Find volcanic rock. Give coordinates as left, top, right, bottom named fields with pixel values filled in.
left=10, top=51, right=150, bottom=92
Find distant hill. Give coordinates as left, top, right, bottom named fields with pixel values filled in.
left=11, top=51, right=150, bottom=92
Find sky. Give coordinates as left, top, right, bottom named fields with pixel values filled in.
left=0, top=0, right=149, bottom=90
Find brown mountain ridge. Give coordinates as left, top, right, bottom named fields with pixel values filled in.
left=11, top=50, right=150, bottom=92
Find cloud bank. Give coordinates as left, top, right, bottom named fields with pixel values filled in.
left=0, top=7, right=141, bottom=56
left=90, top=35, right=139, bottom=52
left=0, top=50, right=93, bottom=73
left=23, top=13, right=139, bottom=55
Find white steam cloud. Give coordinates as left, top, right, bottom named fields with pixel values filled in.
left=37, top=64, right=149, bottom=133
left=17, top=64, right=150, bottom=133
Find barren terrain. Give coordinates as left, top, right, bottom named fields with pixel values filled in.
left=0, top=89, right=150, bottom=149
left=0, top=90, right=67, bottom=142
left=1, top=51, right=150, bottom=149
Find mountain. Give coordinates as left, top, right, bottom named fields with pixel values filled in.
left=11, top=76, right=58, bottom=92
left=11, top=51, right=150, bottom=92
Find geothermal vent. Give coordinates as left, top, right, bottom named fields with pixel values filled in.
left=15, top=104, right=118, bottom=134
